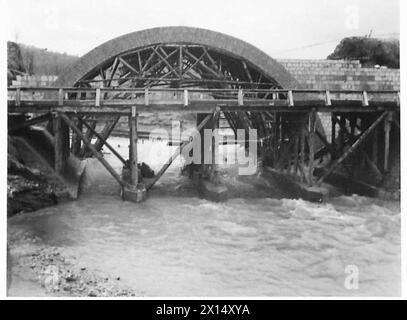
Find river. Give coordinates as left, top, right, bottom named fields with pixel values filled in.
left=7, top=137, right=401, bottom=296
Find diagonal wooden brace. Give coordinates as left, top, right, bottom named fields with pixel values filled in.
left=146, top=112, right=213, bottom=190
left=316, top=111, right=389, bottom=186
left=59, top=112, right=126, bottom=188
left=77, top=116, right=126, bottom=165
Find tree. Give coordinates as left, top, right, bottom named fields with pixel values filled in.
left=327, top=37, right=399, bottom=68
left=7, top=41, right=27, bottom=85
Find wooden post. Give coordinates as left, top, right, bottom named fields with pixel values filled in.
left=287, top=90, right=294, bottom=107
left=146, top=113, right=212, bottom=190
left=179, top=45, right=183, bottom=78
left=16, top=88, right=21, bottom=107
left=197, top=112, right=213, bottom=177
left=94, top=116, right=120, bottom=152
left=211, top=108, right=220, bottom=178
left=308, top=109, right=316, bottom=186
left=144, top=88, right=149, bottom=106
left=238, top=89, right=244, bottom=106
left=59, top=113, right=125, bottom=187
left=384, top=112, right=392, bottom=172
left=325, top=90, right=332, bottom=106
left=360, top=116, right=368, bottom=169
left=184, top=89, right=188, bottom=107
left=372, top=123, right=378, bottom=165
left=79, top=120, right=96, bottom=158
left=58, top=88, right=64, bottom=106
left=78, top=117, right=126, bottom=164
left=53, top=113, right=64, bottom=174
left=331, top=113, right=336, bottom=151
left=316, top=111, right=389, bottom=186
left=95, top=88, right=101, bottom=107
left=273, top=112, right=279, bottom=167
left=300, top=121, right=306, bottom=183
left=130, top=106, right=138, bottom=185
left=362, top=91, right=369, bottom=107
left=293, top=135, right=300, bottom=176
left=339, top=115, right=346, bottom=152
left=71, top=120, right=82, bottom=156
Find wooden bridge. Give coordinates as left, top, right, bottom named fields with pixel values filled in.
left=7, top=27, right=400, bottom=202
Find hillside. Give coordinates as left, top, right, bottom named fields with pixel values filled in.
left=7, top=41, right=79, bottom=76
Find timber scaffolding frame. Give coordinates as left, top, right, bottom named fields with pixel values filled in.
left=8, top=86, right=400, bottom=201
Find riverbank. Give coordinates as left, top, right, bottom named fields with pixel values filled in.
left=7, top=136, right=64, bottom=217
left=7, top=137, right=401, bottom=297
left=8, top=229, right=142, bottom=297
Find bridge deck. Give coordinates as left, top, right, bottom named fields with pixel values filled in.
left=8, top=87, right=400, bottom=114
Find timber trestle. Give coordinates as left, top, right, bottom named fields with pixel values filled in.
left=8, top=86, right=400, bottom=202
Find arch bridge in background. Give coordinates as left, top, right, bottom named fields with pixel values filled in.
left=57, top=26, right=300, bottom=90
left=8, top=27, right=400, bottom=202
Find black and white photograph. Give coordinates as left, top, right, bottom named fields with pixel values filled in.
left=1, top=0, right=404, bottom=301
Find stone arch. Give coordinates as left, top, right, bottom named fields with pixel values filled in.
left=57, top=26, right=300, bottom=89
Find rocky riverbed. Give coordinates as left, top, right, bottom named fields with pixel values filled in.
left=8, top=230, right=142, bottom=297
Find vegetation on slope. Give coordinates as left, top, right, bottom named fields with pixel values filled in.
left=327, top=37, right=399, bottom=68
left=7, top=41, right=79, bottom=76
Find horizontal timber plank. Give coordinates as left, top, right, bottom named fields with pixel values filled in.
left=8, top=99, right=399, bottom=114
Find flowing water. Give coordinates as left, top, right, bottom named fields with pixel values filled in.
left=8, top=137, right=401, bottom=296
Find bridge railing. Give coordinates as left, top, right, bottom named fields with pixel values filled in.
left=7, top=87, right=400, bottom=109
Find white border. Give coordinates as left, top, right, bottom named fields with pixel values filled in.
left=0, top=0, right=405, bottom=300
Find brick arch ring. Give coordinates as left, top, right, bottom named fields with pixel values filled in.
left=56, top=26, right=301, bottom=89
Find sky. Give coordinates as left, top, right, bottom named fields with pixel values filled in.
left=4, top=0, right=400, bottom=59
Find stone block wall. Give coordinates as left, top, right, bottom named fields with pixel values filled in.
left=11, top=75, right=58, bottom=87
left=9, top=61, right=400, bottom=138
left=277, top=59, right=400, bottom=91
left=277, top=59, right=400, bottom=139
left=9, top=75, right=59, bottom=101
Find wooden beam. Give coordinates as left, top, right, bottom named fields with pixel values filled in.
left=153, top=46, right=180, bottom=78
left=184, top=48, right=224, bottom=79
left=315, top=129, right=336, bottom=157
left=140, top=47, right=157, bottom=74
left=300, top=126, right=306, bottom=183
left=79, top=120, right=96, bottom=158
left=130, top=106, right=138, bottom=185
left=183, top=50, right=206, bottom=77
left=118, top=56, right=139, bottom=75
left=242, top=61, right=253, bottom=83
left=106, top=57, right=119, bottom=88
left=372, top=124, right=378, bottom=164
left=223, top=112, right=237, bottom=136
left=384, top=112, right=392, bottom=172
left=59, top=112, right=125, bottom=187
left=93, top=116, right=120, bottom=152
left=211, top=109, right=220, bottom=177
left=53, top=114, right=64, bottom=173
left=308, top=109, right=316, bottom=185
left=331, top=113, right=336, bottom=149
left=287, top=91, right=294, bottom=107
left=179, top=45, right=183, bottom=79
left=146, top=113, right=213, bottom=190
left=77, top=116, right=126, bottom=165
left=316, top=111, right=389, bottom=185
left=293, top=135, right=300, bottom=176
left=71, top=119, right=82, bottom=156
left=137, top=51, right=143, bottom=72
left=362, top=150, right=383, bottom=179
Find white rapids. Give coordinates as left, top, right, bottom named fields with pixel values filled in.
left=8, top=137, right=401, bottom=296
